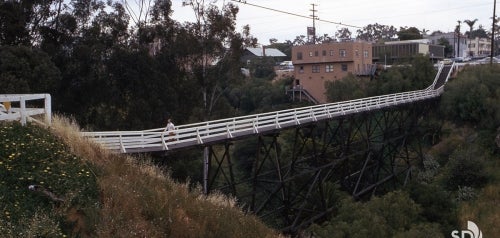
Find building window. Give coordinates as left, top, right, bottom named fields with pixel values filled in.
left=341, top=64, right=348, bottom=71
left=340, top=49, right=346, bottom=57
left=325, top=65, right=333, bottom=72
left=364, top=50, right=369, bottom=58
left=322, top=50, right=327, bottom=56
left=297, top=52, right=303, bottom=60
left=299, top=66, right=304, bottom=74
left=314, top=51, right=319, bottom=56
left=309, top=51, right=313, bottom=57
left=312, top=65, right=320, bottom=73
left=355, top=50, right=359, bottom=57
left=330, top=50, right=334, bottom=56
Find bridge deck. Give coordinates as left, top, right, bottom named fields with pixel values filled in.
left=82, top=63, right=454, bottom=153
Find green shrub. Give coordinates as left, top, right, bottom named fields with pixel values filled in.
left=441, top=65, right=500, bottom=130
left=309, top=191, right=424, bottom=237
left=407, top=183, right=457, bottom=234
left=444, top=146, right=488, bottom=190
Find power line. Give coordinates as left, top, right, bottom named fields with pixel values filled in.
left=229, top=0, right=361, bottom=28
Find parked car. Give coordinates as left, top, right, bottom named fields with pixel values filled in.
left=441, top=58, right=453, bottom=64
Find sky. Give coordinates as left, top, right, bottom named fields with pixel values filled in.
left=170, top=0, right=496, bottom=44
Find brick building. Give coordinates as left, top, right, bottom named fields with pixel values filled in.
left=291, top=41, right=373, bottom=103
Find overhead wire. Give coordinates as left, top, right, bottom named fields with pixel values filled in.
left=229, top=0, right=361, bottom=28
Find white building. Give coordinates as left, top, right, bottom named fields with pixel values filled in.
left=425, top=32, right=467, bottom=58
left=426, top=32, right=490, bottom=58
left=467, top=37, right=491, bottom=57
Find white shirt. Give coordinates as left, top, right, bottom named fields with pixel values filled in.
left=166, top=122, right=175, bottom=131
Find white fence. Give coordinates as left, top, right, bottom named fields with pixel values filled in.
left=0, top=94, right=52, bottom=126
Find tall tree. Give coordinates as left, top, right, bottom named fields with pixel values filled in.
left=0, top=46, right=61, bottom=94
left=292, top=35, right=307, bottom=45
left=335, top=27, right=352, bottom=40
left=0, top=0, right=62, bottom=46
left=356, top=23, right=398, bottom=42
left=317, top=33, right=334, bottom=43
left=181, top=0, right=243, bottom=120
left=397, top=27, right=422, bottom=40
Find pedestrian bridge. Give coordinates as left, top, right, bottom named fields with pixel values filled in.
left=83, top=62, right=455, bottom=233
left=82, top=63, right=454, bottom=153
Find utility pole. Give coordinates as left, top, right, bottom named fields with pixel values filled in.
left=491, top=0, right=496, bottom=66
left=457, top=20, right=461, bottom=58
left=310, top=3, right=318, bottom=44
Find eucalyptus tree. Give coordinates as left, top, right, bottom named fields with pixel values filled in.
left=397, top=27, right=423, bottom=40
left=292, top=35, right=307, bottom=45
left=356, top=23, right=398, bottom=42
left=53, top=0, right=136, bottom=129
left=317, top=33, right=335, bottom=43
left=0, top=0, right=63, bottom=46
left=335, top=27, right=352, bottom=40
left=180, top=0, right=244, bottom=121
left=0, top=46, right=61, bottom=94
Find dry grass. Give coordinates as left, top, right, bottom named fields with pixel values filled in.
left=458, top=184, right=500, bottom=237
left=49, top=115, right=281, bottom=237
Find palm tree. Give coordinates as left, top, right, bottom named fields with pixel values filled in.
left=420, top=28, right=429, bottom=36
left=464, top=19, right=478, bottom=38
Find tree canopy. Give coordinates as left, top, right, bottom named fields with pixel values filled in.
left=0, top=0, right=254, bottom=130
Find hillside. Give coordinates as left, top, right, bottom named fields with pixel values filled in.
left=0, top=115, right=280, bottom=237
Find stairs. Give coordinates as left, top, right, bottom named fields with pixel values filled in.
left=287, top=87, right=319, bottom=104
left=433, top=65, right=453, bottom=90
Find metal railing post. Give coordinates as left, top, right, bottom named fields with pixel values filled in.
left=44, top=94, right=52, bottom=125
left=20, top=97, right=26, bottom=126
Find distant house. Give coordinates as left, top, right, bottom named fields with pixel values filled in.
left=241, top=47, right=287, bottom=64
left=292, top=40, right=373, bottom=103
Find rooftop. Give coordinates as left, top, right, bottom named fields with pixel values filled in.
left=245, top=47, right=286, bottom=57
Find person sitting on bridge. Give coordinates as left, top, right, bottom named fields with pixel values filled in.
left=164, top=118, right=176, bottom=141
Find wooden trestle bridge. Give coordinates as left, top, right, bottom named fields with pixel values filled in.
left=80, top=63, right=454, bottom=233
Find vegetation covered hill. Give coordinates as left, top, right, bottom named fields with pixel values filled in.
left=0, top=116, right=280, bottom=237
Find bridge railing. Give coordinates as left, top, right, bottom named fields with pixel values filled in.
left=82, top=86, right=444, bottom=153
left=0, top=94, right=52, bottom=126
left=82, top=63, right=449, bottom=153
